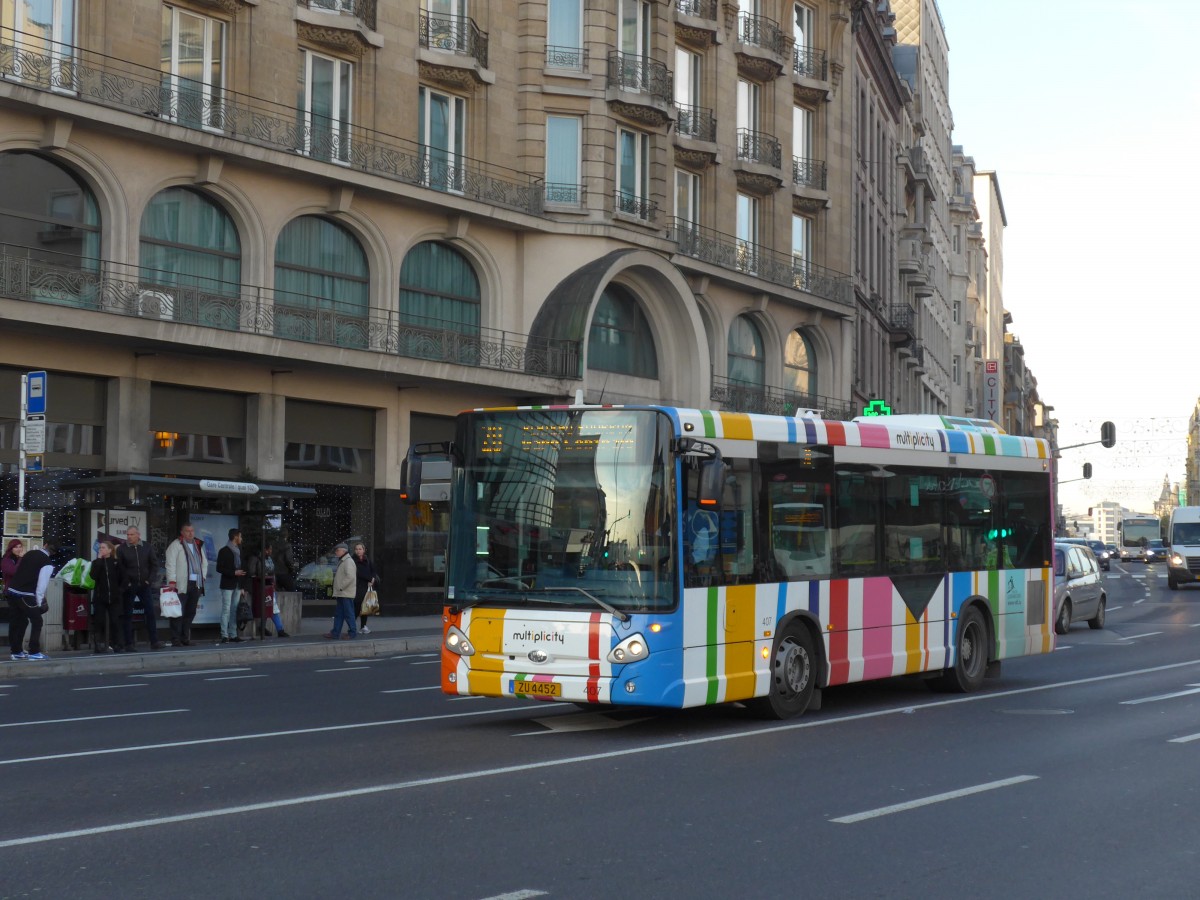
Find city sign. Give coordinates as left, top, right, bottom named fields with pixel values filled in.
left=199, top=479, right=260, bottom=495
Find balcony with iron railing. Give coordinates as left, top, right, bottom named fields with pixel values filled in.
left=675, top=102, right=716, bottom=142
left=615, top=191, right=657, bottom=223
left=675, top=0, right=718, bottom=19
left=296, top=0, right=377, bottom=31
left=544, top=182, right=586, bottom=209
left=545, top=44, right=587, bottom=71
left=735, top=12, right=786, bottom=79
left=710, top=375, right=855, bottom=421
left=792, top=45, right=827, bottom=81
left=418, top=12, right=488, bottom=69
left=792, top=155, right=827, bottom=190
left=888, top=304, right=916, bottom=340
left=0, top=244, right=581, bottom=379
left=669, top=218, right=851, bottom=308
left=0, top=28, right=542, bottom=216
left=736, top=128, right=782, bottom=169
left=606, top=51, right=674, bottom=123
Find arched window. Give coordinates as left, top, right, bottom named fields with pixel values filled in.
left=727, top=315, right=764, bottom=387
left=784, top=329, right=817, bottom=397
left=588, top=284, right=658, bottom=377
left=0, top=151, right=100, bottom=268
left=274, top=216, right=368, bottom=347
left=140, top=187, right=240, bottom=295
left=398, top=241, right=480, bottom=334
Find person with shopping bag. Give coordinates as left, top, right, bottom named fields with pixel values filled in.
left=164, top=522, right=207, bottom=647
left=352, top=542, right=379, bottom=634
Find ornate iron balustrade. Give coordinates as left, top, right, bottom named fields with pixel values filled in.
left=737, top=13, right=785, bottom=56
left=736, top=128, right=782, bottom=169
left=0, top=28, right=542, bottom=214
left=676, top=0, right=718, bottom=18
left=670, top=218, right=851, bottom=308
left=544, top=182, right=586, bottom=208
left=0, top=245, right=580, bottom=378
left=297, top=0, right=377, bottom=31
left=792, top=45, right=827, bottom=80
left=710, top=376, right=855, bottom=421
left=615, top=191, right=657, bottom=222
left=675, top=102, right=716, bottom=142
left=545, top=44, right=587, bottom=70
left=418, top=12, right=488, bottom=68
left=792, top=155, right=827, bottom=190
left=606, top=51, right=673, bottom=105
left=888, top=304, right=915, bottom=333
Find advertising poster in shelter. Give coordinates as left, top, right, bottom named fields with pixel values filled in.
left=189, top=513, right=240, bottom=625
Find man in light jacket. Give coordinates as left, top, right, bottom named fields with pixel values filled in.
left=164, top=522, right=208, bottom=647
left=325, top=543, right=357, bottom=640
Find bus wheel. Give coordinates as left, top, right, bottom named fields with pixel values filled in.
left=749, top=623, right=816, bottom=719
left=936, top=606, right=988, bottom=693
left=1054, top=598, right=1072, bottom=636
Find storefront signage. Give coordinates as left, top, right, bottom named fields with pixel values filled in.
left=199, top=479, right=260, bottom=495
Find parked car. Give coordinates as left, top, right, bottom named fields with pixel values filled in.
left=1142, top=539, right=1168, bottom=564
left=294, top=536, right=363, bottom=599
left=1053, top=542, right=1106, bottom=635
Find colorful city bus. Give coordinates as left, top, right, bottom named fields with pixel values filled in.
left=409, top=406, right=1055, bottom=719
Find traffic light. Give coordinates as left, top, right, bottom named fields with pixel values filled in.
left=1083, top=463, right=1093, bottom=479
left=1100, top=421, right=1116, bottom=448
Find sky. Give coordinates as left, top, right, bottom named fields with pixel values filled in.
left=936, top=0, right=1200, bottom=515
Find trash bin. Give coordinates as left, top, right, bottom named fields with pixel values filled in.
left=63, top=584, right=90, bottom=650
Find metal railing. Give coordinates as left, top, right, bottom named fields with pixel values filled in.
left=297, top=0, right=377, bottom=31
left=792, top=45, right=827, bottom=80
left=792, top=155, right=827, bottom=190
left=669, top=219, right=850, bottom=307
left=737, top=13, right=785, bottom=56
left=736, top=128, right=782, bottom=169
left=606, top=51, right=673, bottom=105
left=675, top=102, right=716, bottom=142
left=544, top=182, right=586, bottom=208
left=888, top=304, right=916, bottom=333
left=710, top=375, right=855, bottom=421
left=545, top=44, right=587, bottom=70
left=0, top=244, right=580, bottom=378
left=615, top=190, right=657, bottom=222
left=418, top=12, right=488, bottom=68
left=676, top=0, right=718, bottom=18
left=0, top=28, right=542, bottom=215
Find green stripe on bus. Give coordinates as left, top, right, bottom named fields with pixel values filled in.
left=706, top=587, right=719, bottom=705
left=700, top=410, right=717, bottom=438
left=982, top=434, right=996, bottom=455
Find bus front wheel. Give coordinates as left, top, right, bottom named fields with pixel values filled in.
left=749, top=622, right=816, bottom=719
left=936, top=606, right=988, bottom=693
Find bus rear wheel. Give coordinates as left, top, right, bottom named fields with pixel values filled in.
left=749, top=623, right=816, bottom=720
left=935, top=606, right=988, bottom=693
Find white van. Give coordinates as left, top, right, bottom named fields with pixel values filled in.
left=1166, top=507, right=1200, bottom=590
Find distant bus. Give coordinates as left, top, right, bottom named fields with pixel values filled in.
left=1118, top=515, right=1160, bottom=562
left=410, top=406, right=1055, bottom=719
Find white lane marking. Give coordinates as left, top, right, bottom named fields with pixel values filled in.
left=314, top=666, right=373, bottom=673
left=206, top=675, right=268, bottom=682
left=1121, top=632, right=1162, bottom=640
left=0, top=707, right=533, bottom=767
left=830, top=776, right=1039, bottom=824
left=411, top=660, right=441, bottom=666
left=479, top=892, right=549, bottom=900
left=1121, top=684, right=1200, bottom=705
left=1168, top=732, right=1200, bottom=744
left=133, top=668, right=251, bottom=678
left=1107, top=606, right=1123, bottom=612
left=0, top=710, right=187, bottom=729
left=73, top=684, right=148, bottom=691
left=1134, top=598, right=1147, bottom=605
left=389, top=653, right=439, bottom=660
left=380, top=686, right=442, bottom=694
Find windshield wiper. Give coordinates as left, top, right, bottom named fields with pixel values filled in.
left=530, top=586, right=629, bottom=622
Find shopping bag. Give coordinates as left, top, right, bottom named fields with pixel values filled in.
left=159, top=588, right=183, bottom=618
left=61, top=558, right=95, bottom=589
left=236, top=597, right=252, bottom=625
left=361, top=588, right=380, bottom=617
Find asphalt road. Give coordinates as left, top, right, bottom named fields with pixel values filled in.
left=3, top=562, right=1200, bottom=899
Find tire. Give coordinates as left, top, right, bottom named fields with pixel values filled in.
left=1168, top=574, right=1178, bottom=591
left=747, top=622, right=817, bottom=720
left=1054, top=598, right=1072, bottom=636
left=936, top=605, right=989, bottom=693
left=1088, top=596, right=1106, bottom=630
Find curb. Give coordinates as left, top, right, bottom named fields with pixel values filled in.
left=0, top=633, right=444, bottom=679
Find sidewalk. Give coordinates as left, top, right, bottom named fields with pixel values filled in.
left=1, top=614, right=445, bottom=679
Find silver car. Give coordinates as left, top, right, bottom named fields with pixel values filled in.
left=1053, top=542, right=1106, bottom=634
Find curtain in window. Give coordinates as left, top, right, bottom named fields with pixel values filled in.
left=588, top=284, right=658, bottom=377
left=545, top=116, right=580, bottom=203
left=274, top=216, right=367, bottom=308
left=140, top=187, right=240, bottom=295
left=728, top=315, right=764, bottom=386
left=398, top=241, right=479, bottom=333
left=785, top=328, right=816, bottom=396
left=548, top=0, right=581, bottom=49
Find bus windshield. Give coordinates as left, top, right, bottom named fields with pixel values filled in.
left=1121, top=518, right=1159, bottom=549
left=448, top=408, right=675, bottom=612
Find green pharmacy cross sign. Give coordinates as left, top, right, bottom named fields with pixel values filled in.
left=861, top=399, right=892, bottom=417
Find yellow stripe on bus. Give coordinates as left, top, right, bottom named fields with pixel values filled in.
left=465, top=612, right=507, bottom=696
left=723, top=584, right=757, bottom=702
left=719, top=412, right=754, bottom=440
left=904, top=610, right=923, bottom=674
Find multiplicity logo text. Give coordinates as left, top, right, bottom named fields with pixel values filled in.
left=893, top=430, right=938, bottom=449
left=512, top=629, right=566, bottom=644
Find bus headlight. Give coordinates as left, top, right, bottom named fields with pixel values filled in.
left=445, top=625, right=475, bottom=657
left=1170, top=553, right=1185, bottom=567
left=608, top=633, right=649, bottom=664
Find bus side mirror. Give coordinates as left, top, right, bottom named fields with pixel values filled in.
left=400, top=452, right=422, bottom=505
left=697, top=458, right=724, bottom=509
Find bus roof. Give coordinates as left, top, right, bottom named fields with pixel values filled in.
left=466, top=404, right=1051, bottom=461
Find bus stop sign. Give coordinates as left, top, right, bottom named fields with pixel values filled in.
left=26, top=371, right=47, bottom=415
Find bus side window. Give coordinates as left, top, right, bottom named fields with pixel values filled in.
left=834, top=467, right=881, bottom=578
left=883, top=470, right=943, bottom=575
left=1000, top=472, right=1053, bottom=568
